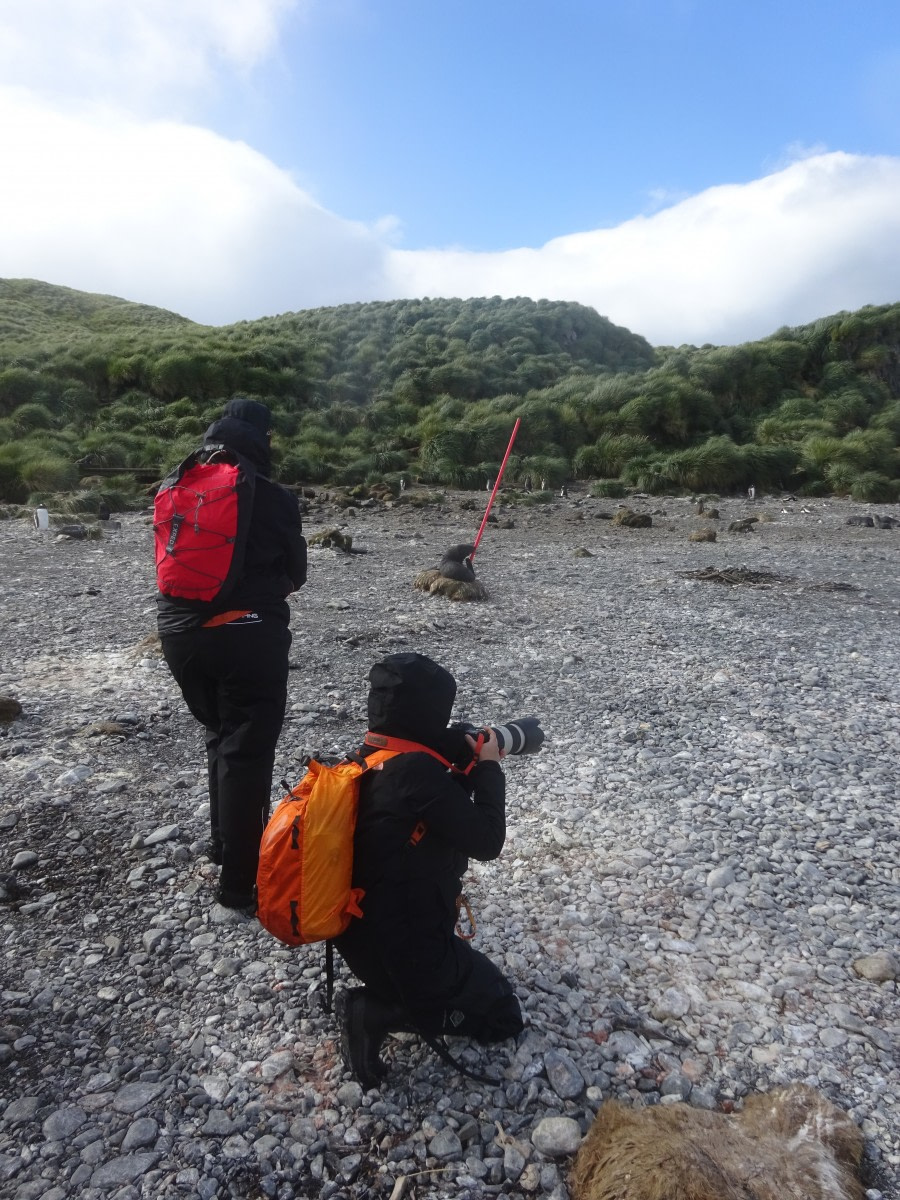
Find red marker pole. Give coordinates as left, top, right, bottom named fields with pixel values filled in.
left=471, top=418, right=521, bottom=560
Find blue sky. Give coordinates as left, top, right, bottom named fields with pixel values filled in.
left=1, top=0, right=899, bottom=345
left=260, top=1, right=900, bottom=246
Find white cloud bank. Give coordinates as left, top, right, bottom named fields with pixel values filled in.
left=0, top=0, right=295, bottom=109
left=0, top=88, right=390, bottom=320
left=391, top=152, right=900, bottom=345
left=1, top=86, right=898, bottom=346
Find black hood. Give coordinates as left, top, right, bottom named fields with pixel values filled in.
left=367, top=653, right=456, bottom=748
left=222, top=397, right=272, bottom=433
left=204, top=400, right=272, bottom=474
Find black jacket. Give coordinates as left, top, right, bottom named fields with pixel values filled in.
left=157, top=416, right=307, bottom=634
left=338, top=653, right=507, bottom=1008
left=348, top=751, right=506, bottom=1000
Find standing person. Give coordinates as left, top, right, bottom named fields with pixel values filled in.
left=157, top=398, right=307, bottom=910
left=335, top=652, right=524, bottom=1087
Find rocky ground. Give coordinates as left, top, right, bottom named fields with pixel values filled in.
left=0, top=486, right=898, bottom=1200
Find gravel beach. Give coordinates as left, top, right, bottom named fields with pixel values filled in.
left=1, top=488, right=898, bottom=1200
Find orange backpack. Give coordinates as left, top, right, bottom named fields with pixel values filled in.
left=256, top=739, right=450, bottom=947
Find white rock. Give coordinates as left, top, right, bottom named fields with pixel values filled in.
left=531, top=1117, right=583, bottom=1156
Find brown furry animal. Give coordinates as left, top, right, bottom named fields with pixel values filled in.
left=309, top=528, right=353, bottom=551
left=413, top=569, right=488, bottom=601
left=612, top=508, right=652, bottom=528
left=570, top=1085, right=864, bottom=1200
left=413, top=542, right=489, bottom=600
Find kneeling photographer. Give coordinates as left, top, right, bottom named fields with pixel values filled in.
left=335, top=651, right=543, bottom=1087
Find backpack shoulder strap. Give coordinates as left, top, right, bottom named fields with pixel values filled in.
left=362, top=733, right=453, bottom=770
left=156, top=447, right=201, bottom=493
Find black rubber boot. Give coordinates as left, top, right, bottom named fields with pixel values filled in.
left=338, top=988, right=413, bottom=1089
left=204, top=839, right=223, bottom=865
left=214, top=883, right=257, bottom=914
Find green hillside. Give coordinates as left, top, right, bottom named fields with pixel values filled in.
left=0, top=279, right=195, bottom=349
left=0, top=279, right=898, bottom=508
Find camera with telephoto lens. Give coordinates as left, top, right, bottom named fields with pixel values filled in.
left=457, top=716, right=544, bottom=757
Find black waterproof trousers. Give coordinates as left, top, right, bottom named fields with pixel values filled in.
left=335, top=919, right=523, bottom=1043
left=161, top=618, right=291, bottom=896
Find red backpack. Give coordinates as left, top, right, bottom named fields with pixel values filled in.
left=153, top=444, right=256, bottom=605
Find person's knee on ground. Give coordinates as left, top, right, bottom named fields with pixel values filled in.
left=339, top=974, right=523, bottom=1088
left=440, top=943, right=524, bottom=1043
left=444, top=989, right=524, bottom=1043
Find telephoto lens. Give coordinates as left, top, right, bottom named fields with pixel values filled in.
left=488, top=717, right=544, bottom=755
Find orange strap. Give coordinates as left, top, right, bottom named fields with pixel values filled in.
left=363, top=732, right=453, bottom=769
left=457, top=730, right=485, bottom=776
left=202, top=609, right=252, bottom=628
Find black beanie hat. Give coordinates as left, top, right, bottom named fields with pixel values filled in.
left=222, top=397, right=272, bottom=434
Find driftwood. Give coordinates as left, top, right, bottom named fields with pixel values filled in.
left=681, top=566, right=791, bottom=586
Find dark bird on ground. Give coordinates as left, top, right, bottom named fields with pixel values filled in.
left=414, top=542, right=488, bottom=601
left=438, top=543, right=477, bottom=582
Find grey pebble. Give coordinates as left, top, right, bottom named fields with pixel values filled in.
left=42, top=1106, right=87, bottom=1140
left=428, top=1127, right=463, bottom=1160
left=111, top=1082, right=166, bottom=1115
left=544, top=1049, right=584, bottom=1099
left=54, top=764, right=92, bottom=786
left=90, top=1152, right=160, bottom=1187
left=503, top=1142, right=528, bottom=1182
left=121, top=1117, right=159, bottom=1151
left=143, top=823, right=180, bottom=845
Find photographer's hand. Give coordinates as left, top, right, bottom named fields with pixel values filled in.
left=466, top=728, right=505, bottom=763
